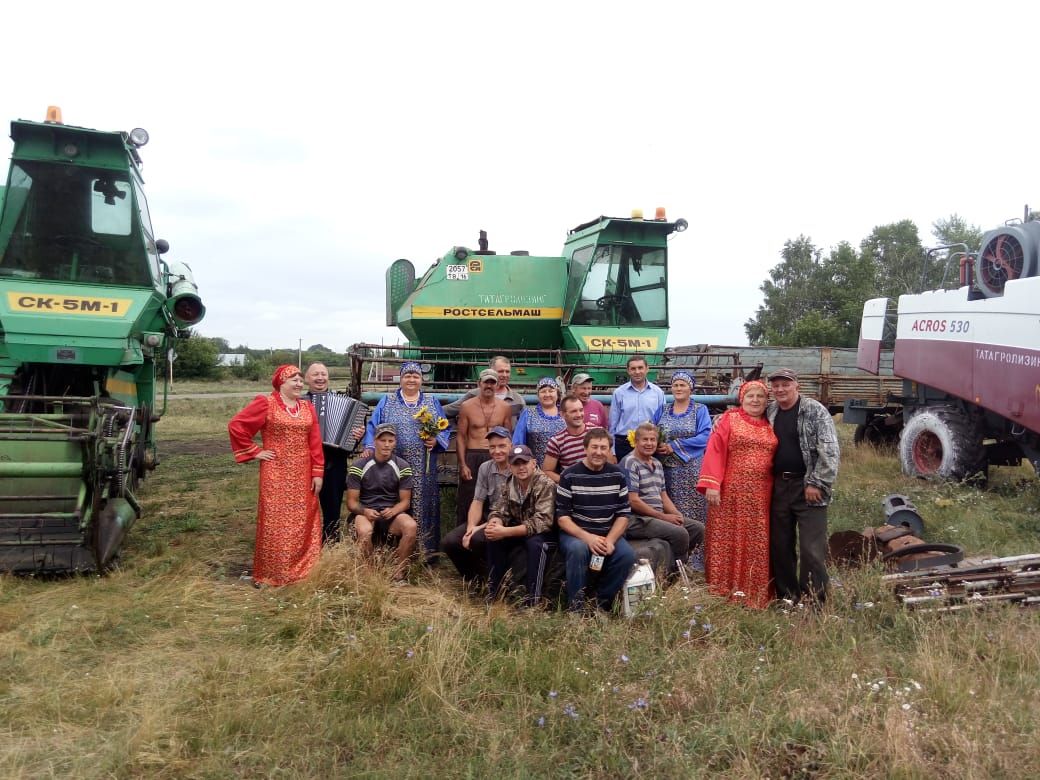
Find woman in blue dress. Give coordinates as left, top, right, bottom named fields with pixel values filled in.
left=654, top=370, right=712, bottom=526
left=363, top=362, right=451, bottom=556
left=512, top=377, right=565, bottom=467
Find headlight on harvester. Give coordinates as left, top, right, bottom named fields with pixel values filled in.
left=164, top=260, right=206, bottom=327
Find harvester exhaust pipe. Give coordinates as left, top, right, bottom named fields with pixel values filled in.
left=479, top=230, right=489, bottom=253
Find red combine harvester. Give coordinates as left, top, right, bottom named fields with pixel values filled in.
left=853, top=212, right=1040, bottom=481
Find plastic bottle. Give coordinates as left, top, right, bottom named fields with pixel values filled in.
left=622, top=558, right=656, bottom=618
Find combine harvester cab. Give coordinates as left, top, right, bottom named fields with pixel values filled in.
left=377, top=209, right=689, bottom=391
left=0, top=108, right=204, bottom=572
left=857, top=216, right=1040, bottom=480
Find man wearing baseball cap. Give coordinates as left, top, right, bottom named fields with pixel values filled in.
left=441, top=425, right=513, bottom=581
left=485, top=444, right=557, bottom=605
left=454, top=369, right=513, bottom=527
left=345, top=424, right=417, bottom=582
left=571, top=373, right=608, bottom=429
left=766, top=367, right=840, bottom=605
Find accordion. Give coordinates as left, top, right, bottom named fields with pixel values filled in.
left=309, top=392, right=367, bottom=451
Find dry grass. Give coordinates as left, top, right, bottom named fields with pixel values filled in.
left=0, top=398, right=1038, bottom=778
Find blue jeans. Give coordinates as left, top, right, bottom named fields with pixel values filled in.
left=558, top=531, right=636, bottom=611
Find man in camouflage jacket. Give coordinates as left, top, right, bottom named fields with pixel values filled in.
left=766, top=368, right=840, bottom=604
left=485, top=445, right=558, bottom=605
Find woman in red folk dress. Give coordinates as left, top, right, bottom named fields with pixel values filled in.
left=228, top=364, right=324, bottom=587
left=696, top=380, right=778, bottom=608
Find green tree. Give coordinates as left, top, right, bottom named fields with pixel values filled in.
left=171, top=332, right=219, bottom=379
left=860, top=220, right=930, bottom=296
left=745, top=236, right=822, bottom=345
left=746, top=236, right=880, bottom=348
left=930, top=214, right=983, bottom=288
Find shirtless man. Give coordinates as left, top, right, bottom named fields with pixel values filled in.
left=455, top=368, right=513, bottom=526
left=443, top=355, right=525, bottom=424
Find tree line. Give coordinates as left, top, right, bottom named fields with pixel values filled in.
left=744, top=214, right=987, bottom=347
left=169, top=339, right=351, bottom=380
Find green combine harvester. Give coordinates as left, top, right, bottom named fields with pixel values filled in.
left=357, top=209, right=690, bottom=395
left=0, top=107, right=204, bottom=573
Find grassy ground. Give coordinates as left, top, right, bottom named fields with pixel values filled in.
left=1, top=397, right=1038, bottom=778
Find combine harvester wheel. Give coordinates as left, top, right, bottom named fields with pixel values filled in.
left=899, top=406, right=986, bottom=483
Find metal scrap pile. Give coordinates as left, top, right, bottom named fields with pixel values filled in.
left=829, top=494, right=1040, bottom=611
left=884, top=554, right=1040, bottom=611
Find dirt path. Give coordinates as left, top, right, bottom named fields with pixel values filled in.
left=168, top=392, right=258, bottom=400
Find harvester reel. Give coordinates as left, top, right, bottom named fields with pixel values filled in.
left=899, top=406, right=986, bottom=482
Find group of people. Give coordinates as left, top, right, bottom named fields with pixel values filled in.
left=227, top=355, right=840, bottom=613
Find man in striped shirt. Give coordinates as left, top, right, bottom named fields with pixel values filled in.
left=346, top=424, right=417, bottom=581
left=544, top=394, right=612, bottom=483
left=556, top=428, right=637, bottom=612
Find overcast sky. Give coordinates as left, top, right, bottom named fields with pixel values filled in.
left=4, top=1, right=1037, bottom=350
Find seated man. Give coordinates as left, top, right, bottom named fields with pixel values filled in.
left=440, top=426, right=513, bottom=581
left=485, top=444, right=557, bottom=605
left=620, top=422, right=705, bottom=573
left=555, top=428, right=637, bottom=612
left=345, top=423, right=417, bottom=581
left=542, top=395, right=590, bottom=484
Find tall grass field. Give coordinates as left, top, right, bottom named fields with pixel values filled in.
left=1, top=393, right=1038, bottom=778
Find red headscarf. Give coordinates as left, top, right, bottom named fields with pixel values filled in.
left=738, top=379, right=768, bottom=403
left=271, top=364, right=301, bottom=390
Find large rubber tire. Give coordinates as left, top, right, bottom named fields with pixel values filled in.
left=898, top=406, right=986, bottom=482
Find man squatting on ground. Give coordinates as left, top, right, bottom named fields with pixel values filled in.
left=556, top=428, right=637, bottom=612
left=766, top=367, right=840, bottom=604
left=304, top=362, right=363, bottom=544
left=484, top=444, right=557, bottom=605
left=453, top=369, right=513, bottom=527
left=620, top=421, right=704, bottom=573
left=345, top=423, right=417, bottom=581
left=440, top=426, right=513, bottom=581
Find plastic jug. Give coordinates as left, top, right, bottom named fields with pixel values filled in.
left=622, top=558, right=656, bottom=618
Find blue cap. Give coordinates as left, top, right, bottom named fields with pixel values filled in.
left=400, top=361, right=422, bottom=376
left=537, top=376, right=558, bottom=390
left=487, top=426, right=511, bottom=440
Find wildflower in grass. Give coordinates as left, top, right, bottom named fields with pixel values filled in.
left=619, top=654, right=630, bottom=664
left=628, top=697, right=649, bottom=711
left=406, top=649, right=414, bottom=659
left=425, top=625, right=433, bottom=632
left=536, top=716, right=545, bottom=728
left=549, top=690, right=558, bottom=699
left=682, top=631, right=691, bottom=640
left=702, top=622, right=713, bottom=632
left=562, top=704, right=579, bottom=719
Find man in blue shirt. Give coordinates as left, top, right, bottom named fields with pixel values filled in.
left=609, top=354, right=665, bottom=459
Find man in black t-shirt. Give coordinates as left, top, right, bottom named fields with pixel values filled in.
left=766, top=368, right=840, bottom=605
left=346, top=423, right=416, bottom=581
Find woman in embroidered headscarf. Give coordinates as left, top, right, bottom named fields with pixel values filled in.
left=696, top=380, right=778, bottom=608
left=653, top=370, right=712, bottom=527
left=511, top=376, right=566, bottom=467
left=228, top=364, right=324, bottom=587
left=363, top=362, right=451, bottom=556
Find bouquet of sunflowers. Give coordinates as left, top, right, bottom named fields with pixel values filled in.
left=413, top=406, right=449, bottom=470
left=413, top=405, right=449, bottom=440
